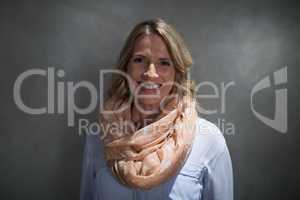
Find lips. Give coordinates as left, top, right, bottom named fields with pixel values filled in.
left=137, top=81, right=162, bottom=90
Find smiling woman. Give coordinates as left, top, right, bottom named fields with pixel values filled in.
left=127, top=33, right=175, bottom=109
left=80, top=18, right=233, bottom=200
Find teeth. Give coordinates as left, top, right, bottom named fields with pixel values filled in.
left=142, top=82, right=160, bottom=89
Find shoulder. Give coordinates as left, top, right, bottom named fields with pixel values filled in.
left=185, top=117, right=229, bottom=167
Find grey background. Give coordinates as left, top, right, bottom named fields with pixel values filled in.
left=0, top=0, right=299, bottom=199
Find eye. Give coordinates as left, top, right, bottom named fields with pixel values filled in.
left=133, top=57, right=144, bottom=63
left=160, top=60, right=171, bottom=66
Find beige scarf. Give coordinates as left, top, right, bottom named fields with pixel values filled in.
left=99, top=96, right=198, bottom=190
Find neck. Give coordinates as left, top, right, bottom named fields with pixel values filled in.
left=131, top=102, right=160, bottom=127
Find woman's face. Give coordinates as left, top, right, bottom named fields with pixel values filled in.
left=127, top=34, right=176, bottom=110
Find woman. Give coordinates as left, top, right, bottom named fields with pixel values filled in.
left=80, top=19, right=233, bottom=200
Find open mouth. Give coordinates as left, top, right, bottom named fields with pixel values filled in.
left=137, top=81, right=162, bottom=90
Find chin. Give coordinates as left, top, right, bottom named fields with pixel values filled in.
left=137, top=97, right=161, bottom=107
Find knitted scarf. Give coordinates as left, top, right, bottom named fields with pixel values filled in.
left=99, top=95, right=198, bottom=190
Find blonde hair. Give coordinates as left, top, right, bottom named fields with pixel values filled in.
left=106, top=18, right=195, bottom=107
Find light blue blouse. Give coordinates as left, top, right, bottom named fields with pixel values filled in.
left=80, top=117, right=233, bottom=200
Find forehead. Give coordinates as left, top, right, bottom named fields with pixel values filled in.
left=133, top=34, right=170, bottom=57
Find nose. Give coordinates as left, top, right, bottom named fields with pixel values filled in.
left=144, top=63, right=159, bottom=78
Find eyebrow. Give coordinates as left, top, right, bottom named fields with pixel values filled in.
left=133, top=54, right=171, bottom=61
left=159, top=57, right=171, bottom=61
left=133, top=54, right=147, bottom=58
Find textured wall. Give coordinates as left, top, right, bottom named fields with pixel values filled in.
left=0, top=0, right=299, bottom=199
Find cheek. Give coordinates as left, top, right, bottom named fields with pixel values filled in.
left=128, top=64, right=143, bottom=80
left=160, top=69, right=176, bottom=93
left=127, top=65, right=142, bottom=93
left=163, top=67, right=175, bottom=83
